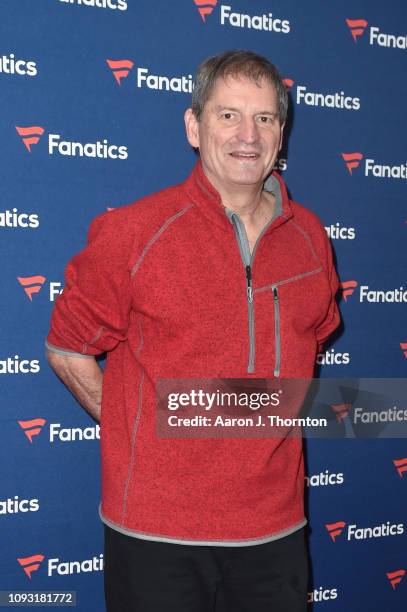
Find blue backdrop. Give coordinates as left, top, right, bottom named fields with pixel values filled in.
left=1, top=1, right=406, bottom=609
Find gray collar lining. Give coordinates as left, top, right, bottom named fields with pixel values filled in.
left=225, top=174, right=282, bottom=222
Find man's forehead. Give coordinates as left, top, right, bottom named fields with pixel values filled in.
left=205, top=74, right=278, bottom=107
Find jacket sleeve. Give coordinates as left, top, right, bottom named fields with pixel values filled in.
left=46, top=212, right=134, bottom=357
left=315, top=231, right=341, bottom=352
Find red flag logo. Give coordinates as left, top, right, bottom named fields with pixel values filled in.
left=400, top=343, right=407, bottom=359
left=17, top=276, right=46, bottom=301
left=17, top=554, right=45, bottom=579
left=282, top=78, right=294, bottom=90
left=193, top=0, right=218, bottom=22
left=393, top=458, right=407, bottom=478
left=106, top=59, right=134, bottom=85
left=15, top=126, right=45, bottom=153
left=387, top=569, right=405, bottom=590
left=18, top=418, right=47, bottom=443
left=325, top=521, right=346, bottom=542
left=346, top=18, right=368, bottom=43
left=340, top=280, right=358, bottom=302
left=341, top=152, right=363, bottom=175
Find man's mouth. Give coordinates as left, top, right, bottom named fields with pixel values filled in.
left=229, top=152, right=260, bottom=159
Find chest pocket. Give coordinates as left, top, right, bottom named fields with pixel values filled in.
left=255, top=267, right=329, bottom=376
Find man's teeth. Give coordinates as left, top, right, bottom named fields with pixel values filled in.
left=232, top=152, right=258, bottom=157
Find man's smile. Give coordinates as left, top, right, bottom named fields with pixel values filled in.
left=229, top=151, right=261, bottom=159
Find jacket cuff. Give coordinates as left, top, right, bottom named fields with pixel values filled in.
left=45, top=339, right=94, bottom=359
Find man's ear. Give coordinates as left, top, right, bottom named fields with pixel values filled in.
left=278, top=122, right=285, bottom=152
left=278, top=122, right=285, bottom=151
left=184, top=108, right=200, bottom=149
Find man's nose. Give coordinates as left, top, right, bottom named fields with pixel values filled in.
left=237, top=117, right=259, bottom=144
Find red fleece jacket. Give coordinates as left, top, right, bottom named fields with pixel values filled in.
left=47, top=161, right=340, bottom=545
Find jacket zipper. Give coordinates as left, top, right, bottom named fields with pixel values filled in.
left=272, top=286, right=280, bottom=377
left=231, top=215, right=255, bottom=372
left=245, top=264, right=255, bottom=372
left=230, top=212, right=281, bottom=375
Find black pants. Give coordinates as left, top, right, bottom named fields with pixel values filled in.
left=104, top=525, right=309, bottom=611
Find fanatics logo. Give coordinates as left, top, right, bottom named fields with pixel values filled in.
left=0, top=496, right=39, bottom=515
left=106, top=59, right=134, bottom=85
left=17, top=276, right=46, bottom=301
left=284, top=78, right=361, bottom=111
left=0, top=53, right=37, bottom=77
left=15, top=125, right=127, bottom=159
left=18, top=418, right=47, bottom=443
left=340, top=280, right=358, bottom=302
left=325, top=223, right=356, bottom=240
left=49, top=423, right=100, bottom=443
left=325, top=521, right=346, bottom=542
left=305, top=471, right=344, bottom=487
left=17, top=554, right=45, bottom=579
left=115, top=60, right=193, bottom=94
left=387, top=569, right=406, bottom=590
left=15, top=126, right=45, bottom=153
left=316, top=349, right=350, bottom=366
left=48, top=553, right=104, bottom=576
left=360, top=286, right=407, bottom=303
left=16, top=124, right=128, bottom=160
left=0, top=356, right=40, bottom=375
left=326, top=520, right=404, bottom=542
left=346, top=18, right=368, bottom=43
left=342, top=152, right=406, bottom=179
left=393, top=458, right=407, bottom=477
left=341, top=152, right=363, bottom=175
left=308, top=586, right=338, bottom=603
left=400, top=343, right=407, bottom=358
left=346, top=17, right=407, bottom=50
left=17, top=419, right=100, bottom=444
left=196, top=2, right=290, bottom=33
left=59, top=0, right=127, bottom=10
left=0, top=208, right=39, bottom=229
left=193, top=0, right=217, bottom=22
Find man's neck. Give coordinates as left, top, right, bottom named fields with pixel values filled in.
left=203, top=168, right=276, bottom=251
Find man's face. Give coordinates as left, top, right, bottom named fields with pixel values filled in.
left=185, top=75, right=284, bottom=193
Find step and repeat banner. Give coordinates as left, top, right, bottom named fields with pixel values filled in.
left=1, top=0, right=406, bottom=610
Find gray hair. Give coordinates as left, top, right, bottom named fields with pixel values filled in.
left=191, top=50, right=288, bottom=124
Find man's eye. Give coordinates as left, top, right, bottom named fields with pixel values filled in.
left=222, top=112, right=234, bottom=120
left=258, top=115, right=273, bottom=123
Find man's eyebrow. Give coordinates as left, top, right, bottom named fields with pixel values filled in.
left=256, top=111, right=278, bottom=117
left=212, top=105, right=278, bottom=116
left=213, top=105, right=240, bottom=112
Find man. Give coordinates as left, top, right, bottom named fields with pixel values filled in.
left=47, top=50, right=340, bottom=611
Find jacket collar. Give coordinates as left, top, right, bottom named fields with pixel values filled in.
left=183, top=160, right=293, bottom=233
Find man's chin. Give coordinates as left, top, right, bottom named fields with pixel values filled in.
left=227, top=171, right=266, bottom=187
left=225, top=160, right=273, bottom=184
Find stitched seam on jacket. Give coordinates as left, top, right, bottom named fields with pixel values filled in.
left=255, top=267, right=323, bottom=293
left=121, top=370, right=144, bottom=526
left=120, top=320, right=144, bottom=524
left=134, top=317, right=144, bottom=359
left=290, top=221, right=320, bottom=264
left=196, top=177, right=217, bottom=201
left=82, top=325, right=104, bottom=354
left=130, top=204, right=194, bottom=278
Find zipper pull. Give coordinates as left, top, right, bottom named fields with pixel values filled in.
left=246, top=265, right=253, bottom=303
left=273, top=286, right=278, bottom=301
